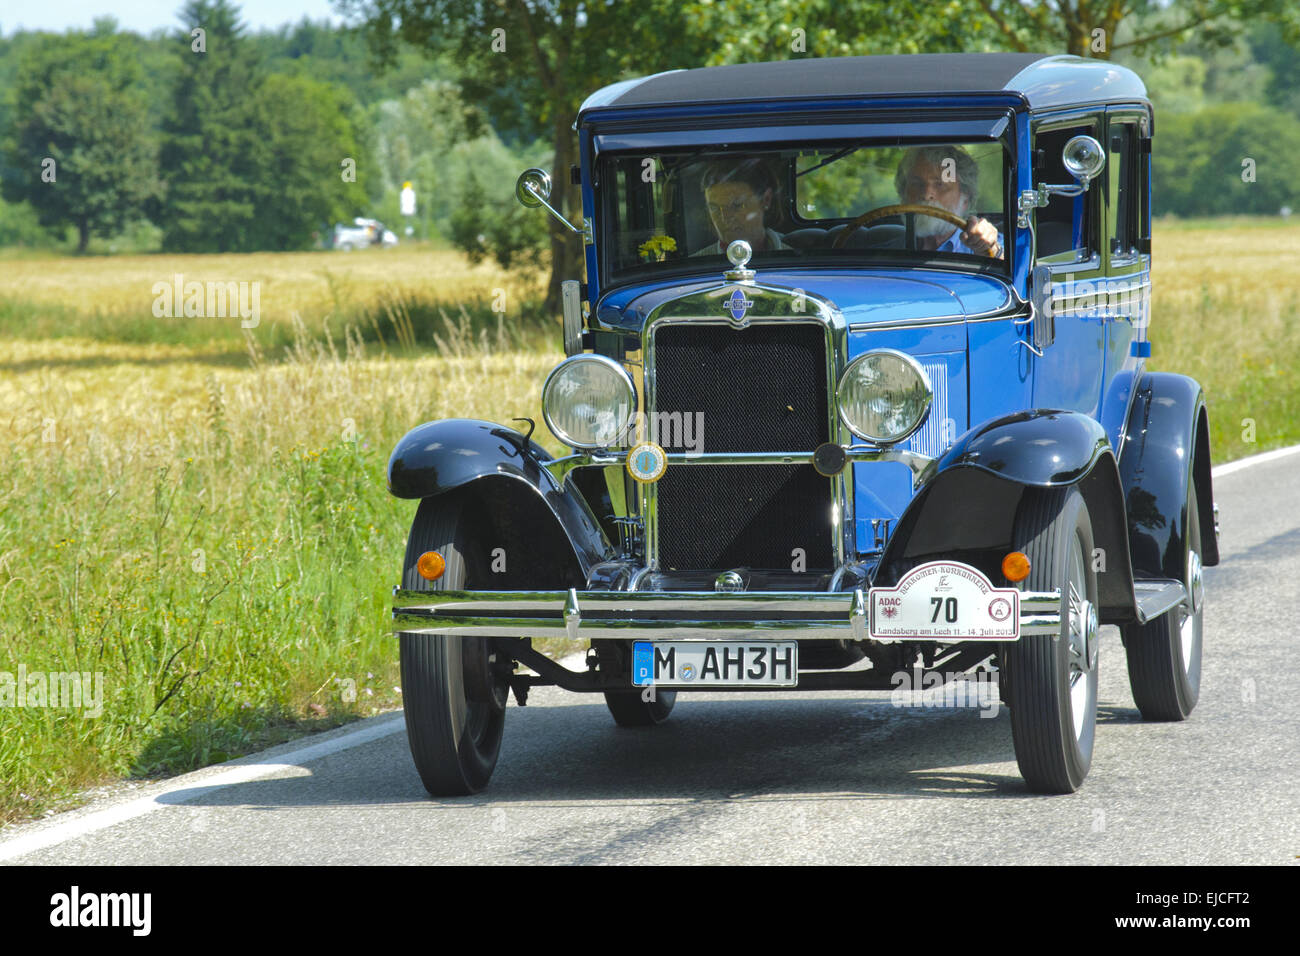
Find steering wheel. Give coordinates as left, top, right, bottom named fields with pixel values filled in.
left=830, top=203, right=989, bottom=253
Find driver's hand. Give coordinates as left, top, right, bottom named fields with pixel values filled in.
left=961, top=216, right=1001, bottom=258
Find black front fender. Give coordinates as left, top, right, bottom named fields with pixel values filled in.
left=387, top=418, right=614, bottom=577
left=877, top=410, right=1138, bottom=623
left=933, top=408, right=1111, bottom=485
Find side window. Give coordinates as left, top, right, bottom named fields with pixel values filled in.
left=1032, top=123, right=1098, bottom=264
left=1107, top=121, right=1139, bottom=261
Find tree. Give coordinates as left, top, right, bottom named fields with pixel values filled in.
left=161, top=1, right=371, bottom=252
left=242, top=74, right=369, bottom=250
left=159, top=0, right=263, bottom=251
left=448, top=167, right=549, bottom=274
left=1152, top=103, right=1300, bottom=216
left=1, top=24, right=160, bottom=251
left=338, top=0, right=722, bottom=310
left=968, top=0, right=1300, bottom=59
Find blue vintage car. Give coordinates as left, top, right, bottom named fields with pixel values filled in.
left=388, top=53, right=1218, bottom=795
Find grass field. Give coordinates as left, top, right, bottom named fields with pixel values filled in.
left=0, top=221, right=1296, bottom=824
left=1148, top=217, right=1300, bottom=459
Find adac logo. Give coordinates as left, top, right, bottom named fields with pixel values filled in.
left=626, top=441, right=667, bottom=483
left=724, top=288, right=755, bottom=327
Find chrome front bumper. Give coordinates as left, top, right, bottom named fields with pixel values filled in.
left=392, top=587, right=1063, bottom=642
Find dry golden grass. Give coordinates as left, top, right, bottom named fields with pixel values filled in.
left=0, top=243, right=522, bottom=318
left=1149, top=218, right=1300, bottom=459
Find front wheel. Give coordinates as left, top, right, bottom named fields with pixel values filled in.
left=1001, top=486, right=1100, bottom=794
left=399, top=493, right=508, bottom=796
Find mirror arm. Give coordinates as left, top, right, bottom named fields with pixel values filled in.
left=1016, top=179, right=1093, bottom=228
left=524, top=183, right=584, bottom=235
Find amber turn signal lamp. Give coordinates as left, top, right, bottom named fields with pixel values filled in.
left=416, top=550, right=446, bottom=581
left=1002, top=551, right=1031, bottom=582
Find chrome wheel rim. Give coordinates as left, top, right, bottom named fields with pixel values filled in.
left=1066, top=538, right=1099, bottom=743
left=1181, top=548, right=1204, bottom=687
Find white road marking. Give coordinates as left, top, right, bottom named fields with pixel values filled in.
left=0, top=714, right=405, bottom=863
left=1211, top=442, right=1300, bottom=478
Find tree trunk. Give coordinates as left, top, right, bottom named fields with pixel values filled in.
left=77, top=220, right=90, bottom=254
left=545, top=112, right=582, bottom=315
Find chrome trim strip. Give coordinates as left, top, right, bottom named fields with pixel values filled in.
left=1048, top=278, right=1150, bottom=317
left=849, top=315, right=966, bottom=331
left=544, top=445, right=936, bottom=487
left=1046, top=252, right=1102, bottom=276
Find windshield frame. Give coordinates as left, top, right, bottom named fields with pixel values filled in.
left=594, top=114, right=1018, bottom=294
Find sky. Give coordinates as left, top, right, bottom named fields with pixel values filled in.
left=2, top=1, right=348, bottom=35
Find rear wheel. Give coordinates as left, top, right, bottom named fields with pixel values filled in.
left=604, top=687, right=676, bottom=727
left=1001, top=486, right=1100, bottom=793
left=1123, top=484, right=1204, bottom=720
left=399, top=493, right=508, bottom=795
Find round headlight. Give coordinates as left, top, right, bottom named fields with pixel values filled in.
left=542, top=355, right=636, bottom=449
left=836, top=350, right=932, bottom=444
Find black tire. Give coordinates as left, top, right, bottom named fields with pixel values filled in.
left=398, top=493, right=508, bottom=796
left=603, top=687, right=677, bottom=727
left=1002, top=486, right=1100, bottom=794
left=1123, top=483, right=1204, bottom=720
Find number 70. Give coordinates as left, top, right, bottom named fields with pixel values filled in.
left=930, top=597, right=958, bottom=623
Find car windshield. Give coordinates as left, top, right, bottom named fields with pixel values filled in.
left=600, top=137, right=1011, bottom=284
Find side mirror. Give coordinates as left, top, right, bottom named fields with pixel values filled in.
left=515, top=167, right=552, bottom=207
left=1062, top=135, right=1106, bottom=188
left=1017, top=134, right=1107, bottom=227
left=515, top=167, right=582, bottom=236
left=1031, top=264, right=1055, bottom=351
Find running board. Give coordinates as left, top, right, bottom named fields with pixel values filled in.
left=1133, top=579, right=1187, bottom=624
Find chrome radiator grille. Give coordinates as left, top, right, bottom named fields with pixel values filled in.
left=650, top=321, right=835, bottom=571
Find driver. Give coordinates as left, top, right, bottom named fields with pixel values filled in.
left=691, top=158, right=789, bottom=257
left=894, top=146, right=1003, bottom=259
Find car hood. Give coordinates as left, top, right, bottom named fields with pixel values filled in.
left=594, top=269, right=1015, bottom=332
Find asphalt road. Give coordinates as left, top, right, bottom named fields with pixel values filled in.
left=3, top=449, right=1298, bottom=865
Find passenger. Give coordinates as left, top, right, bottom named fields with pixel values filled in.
left=894, top=146, right=1003, bottom=259
left=691, top=158, right=789, bottom=257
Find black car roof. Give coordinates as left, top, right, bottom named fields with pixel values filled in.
left=578, top=53, right=1148, bottom=120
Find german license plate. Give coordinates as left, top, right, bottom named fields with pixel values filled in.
left=631, top=641, right=798, bottom=687
left=869, top=560, right=1020, bottom=640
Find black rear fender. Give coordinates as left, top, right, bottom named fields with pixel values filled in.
left=1118, top=372, right=1218, bottom=574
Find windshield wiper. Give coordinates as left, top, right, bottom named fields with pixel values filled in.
left=795, top=144, right=861, bottom=178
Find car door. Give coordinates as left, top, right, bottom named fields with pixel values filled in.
left=1029, top=112, right=1106, bottom=418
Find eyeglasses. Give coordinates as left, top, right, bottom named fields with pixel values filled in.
left=706, top=195, right=759, bottom=217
